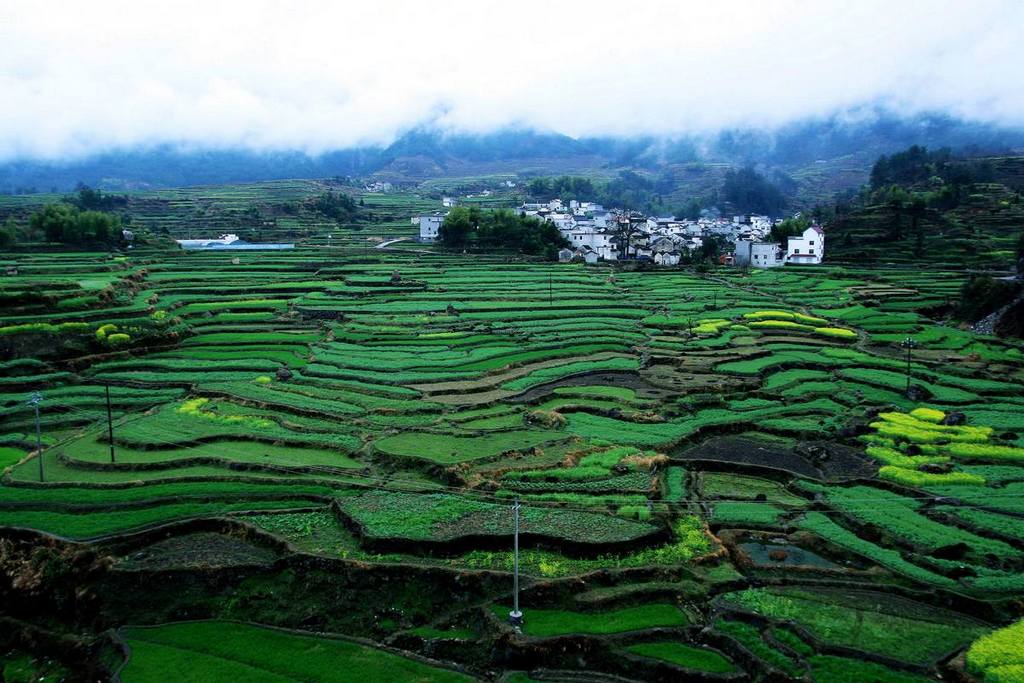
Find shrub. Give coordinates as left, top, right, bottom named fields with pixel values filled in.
left=617, top=504, right=653, bottom=521
left=254, top=375, right=272, bottom=384
left=525, top=409, right=567, bottom=429
left=105, top=333, right=131, bottom=346
left=620, top=452, right=669, bottom=470
left=95, top=323, right=118, bottom=340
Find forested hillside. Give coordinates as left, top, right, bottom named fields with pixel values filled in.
left=825, top=152, right=1024, bottom=269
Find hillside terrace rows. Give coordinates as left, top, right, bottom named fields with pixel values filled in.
left=2, top=250, right=1024, bottom=679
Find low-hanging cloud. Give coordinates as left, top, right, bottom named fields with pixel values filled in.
left=1, top=0, right=1022, bottom=161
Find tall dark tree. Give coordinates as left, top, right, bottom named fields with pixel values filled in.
left=438, top=207, right=566, bottom=257
left=438, top=207, right=474, bottom=249
left=0, top=218, right=16, bottom=248
left=30, top=204, right=78, bottom=242
left=721, top=166, right=787, bottom=216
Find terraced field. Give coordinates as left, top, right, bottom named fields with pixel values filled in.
left=2, top=244, right=1024, bottom=680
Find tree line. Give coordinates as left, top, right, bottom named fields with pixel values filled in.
left=868, top=145, right=995, bottom=210
left=0, top=186, right=128, bottom=248
left=438, top=207, right=568, bottom=258
left=525, top=171, right=676, bottom=215
left=526, top=166, right=792, bottom=219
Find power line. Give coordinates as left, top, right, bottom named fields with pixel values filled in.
left=25, top=401, right=1024, bottom=520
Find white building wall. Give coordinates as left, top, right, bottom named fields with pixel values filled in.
left=418, top=215, right=445, bottom=241
left=786, top=227, right=825, bottom=264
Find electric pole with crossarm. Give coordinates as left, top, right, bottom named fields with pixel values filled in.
left=28, top=392, right=43, bottom=482
left=901, top=337, right=918, bottom=396
left=509, top=497, right=523, bottom=627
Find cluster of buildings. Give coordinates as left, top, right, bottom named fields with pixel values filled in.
left=414, top=198, right=824, bottom=267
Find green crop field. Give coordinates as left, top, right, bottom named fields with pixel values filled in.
left=118, top=621, right=473, bottom=682
left=2, top=189, right=1024, bottom=681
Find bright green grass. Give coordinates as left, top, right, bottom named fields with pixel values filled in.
left=340, top=490, right=657, bottom=544
left=0, top=500, right=316, bottom=539
left=797, top=512, right=956, bottom=587
left=808, top=655, right=932, bottom=683
left=56, top=432, right=361, bottom=469
left=492, top=603, right=687, bottom=637
left=120, top=621, right=472, bottom=682
left=721, top=587, right=983, bottom=664
left=700, top=473, right=807, bottom=507
left=0, top=446, right=26, bottom=469
left=373, top=430, right=566, bottom=463
left=713, top=619, right=801, bottom=677
left=624, top=641, right=735, bottom=673
left=710, top=502, right=785, bottom=526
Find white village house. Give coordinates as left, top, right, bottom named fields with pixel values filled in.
left=733, top=240, right=784, bottom=268
left=785, top=225, right=825, bottom=264
left=734, top=225, right=826, bottom=268
left=412, top=200, right=824, bottom=267
left=415, top=213, right=447, bottom=241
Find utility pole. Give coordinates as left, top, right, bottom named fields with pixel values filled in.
left=901, top=337, right=917, bottom=396
left=509, top=497, right=523, bottom=627
left=105, top=383, right=116, bottom=463
left=548, top=273, right=552, bottom=306
left=28, top=392, right=43, bottom=482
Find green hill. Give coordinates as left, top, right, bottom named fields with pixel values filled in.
left=826, top=156, right=1024, bottom=269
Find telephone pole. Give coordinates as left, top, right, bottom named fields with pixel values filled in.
left=548, top=273, right=553, bottom=305
left=509, top=497, right=523, bottom=627
left=28, top=392, right=43, bottom=482
left=105, top=383, right=116, bottom=463
left=901, top=337, right=917, bottom=396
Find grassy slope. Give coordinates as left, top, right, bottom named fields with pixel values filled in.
left=120, top=621, right=473, bottom=683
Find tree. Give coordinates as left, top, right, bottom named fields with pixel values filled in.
left=610, top=219, right=644, bottom=259
left=697, top=235, right=729, bottom=263
left=955, top=276, right=1021, bottom=323
left=76, top=210, right=121, bottom=242
left=27, top=203, right=121, bottom=245
left=679, top=199, right=702, bottom=221
left=908, top=197, right=927, bottom=257
left=870, top=145, right=952, bottom=189
left=68, top=184, right=127, bottom=211
left=30, top=203, right=78, bottom=242
left=1016, top=232, right=1024, bottom=276
left=310, top=191, right=357, bottom=223
left=721, top=166, right=787, bottom=216
left=438, top=207, right=473, bottom=249
left=0, top=218, right=16, bottom=249
left=438, top=207, right=566, bottom=257
left=770, top=216, right=810, bottom=243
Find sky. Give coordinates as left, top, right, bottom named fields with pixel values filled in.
left=1, top=0, right=1023, bottom=161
